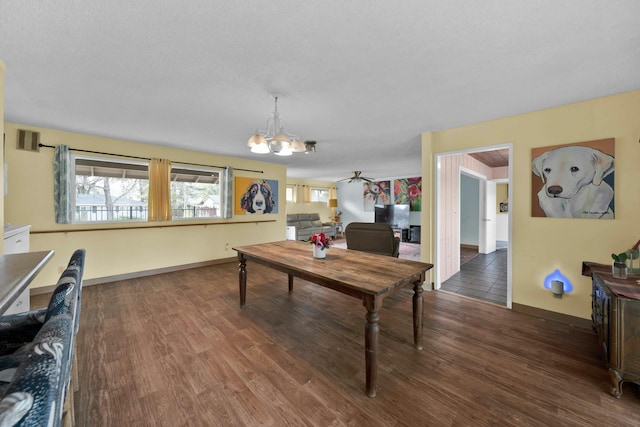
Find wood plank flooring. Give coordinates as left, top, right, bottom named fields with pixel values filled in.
left=32, top=261, right=640, bottom=426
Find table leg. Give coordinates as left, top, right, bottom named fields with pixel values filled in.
left=363, top=296, right=380, bottom=398
left=238, top=254, right=247, bottom=307
left=413, top=279, right=424, bottom=350
left=288, top=274, right=294, bottom=293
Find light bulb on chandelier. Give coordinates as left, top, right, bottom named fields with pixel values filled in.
left=247, top=93, right=316, bottom=156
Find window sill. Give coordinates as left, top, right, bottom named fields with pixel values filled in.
left=30, top=219, right=277, bottom=234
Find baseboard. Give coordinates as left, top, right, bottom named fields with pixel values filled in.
left=512, top=303, right=592, bottom=330
left=460, top=244, right=479, bottom=250
left=30, top=257, right=237, bottom=295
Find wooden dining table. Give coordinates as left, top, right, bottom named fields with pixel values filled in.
left=0, top=250, right=54, bottom=315
left=234, top=240, right=433, bottom=397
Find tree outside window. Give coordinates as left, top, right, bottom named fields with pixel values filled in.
left=74, top=157, right=222, bottom=223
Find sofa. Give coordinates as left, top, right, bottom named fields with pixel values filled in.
left=286, top=213, right=336, bottom=241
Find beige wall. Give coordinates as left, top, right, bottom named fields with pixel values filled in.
left=3, top=122, right=287, bottom=289
left=422, top=90, right=640, bottom=319
left=496, top=183, right=508, bottom=211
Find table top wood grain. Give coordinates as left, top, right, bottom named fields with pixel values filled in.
left=234, top=240, right=432, bottom=298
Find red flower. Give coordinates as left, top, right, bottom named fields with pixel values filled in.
left=307, top=233, right=332, bottom=250
left=407, top=184, right=421, bottom=199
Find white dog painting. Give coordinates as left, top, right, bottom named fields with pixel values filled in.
left=532, top=143, right=615, bottom=219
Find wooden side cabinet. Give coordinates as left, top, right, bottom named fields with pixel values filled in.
left=584, top=262, right=640, bottom=398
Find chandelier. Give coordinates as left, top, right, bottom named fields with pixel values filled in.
left=247, top=94, right=316, bottom=156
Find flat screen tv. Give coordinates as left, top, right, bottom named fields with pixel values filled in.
left=374, top=204, right=410, bottom=229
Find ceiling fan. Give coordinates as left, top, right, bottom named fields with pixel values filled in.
left=338, top=171, right=375, bottom=183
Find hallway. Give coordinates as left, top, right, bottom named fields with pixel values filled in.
left=440, top=247, right=508, bottom=306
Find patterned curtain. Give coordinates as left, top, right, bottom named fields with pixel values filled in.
left=54, top=145, right=72, bottom=224
left=223, top=166, right=233, bottom=218
left=148, top=158, right=172, bottom=221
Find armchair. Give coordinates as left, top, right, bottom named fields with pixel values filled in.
left=345, top=222, right=400, bottom=257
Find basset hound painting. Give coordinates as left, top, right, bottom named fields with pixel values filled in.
left=236, top=178, right=278, bottom=214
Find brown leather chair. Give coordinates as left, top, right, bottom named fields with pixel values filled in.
left=345, top=222, right=400, bottom=257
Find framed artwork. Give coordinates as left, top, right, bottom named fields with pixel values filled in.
left=394, top=177, right=422, bottom=211
left=531, top=138, right=614, bottom=219
left=234, top=177, right=279, bottom=215
left=363, top=180, right=391, bottom=211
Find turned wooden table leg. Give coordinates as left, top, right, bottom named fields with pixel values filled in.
left=238, top=254, right=247, bottom=307
left=364, top=296, right=380, bottom=398
left=288, top=274, right=294, bottom=294
left=413, top=279, right=424, bottom=350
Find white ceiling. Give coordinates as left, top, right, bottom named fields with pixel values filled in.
left=1, top=1, right=639, bottom=182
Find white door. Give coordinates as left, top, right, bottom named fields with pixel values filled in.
left=479, top=180, right=497, bottom=254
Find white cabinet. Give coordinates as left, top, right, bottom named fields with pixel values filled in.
left=286, top=226, right=296, bottom=240
left=3, top=225, right=31, bottom=314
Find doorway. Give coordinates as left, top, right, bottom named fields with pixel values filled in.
left=434, top=145, right=512, bottom=308
left=459, top=167, right=497, bottom=255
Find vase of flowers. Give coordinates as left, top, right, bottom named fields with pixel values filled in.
left=307, top=232, right=332, bottom=259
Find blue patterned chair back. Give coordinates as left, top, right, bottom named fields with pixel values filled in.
left=44, top=250, right=85, bottom=324
left=0, top=249, right=85, bottom=427
left=0, top=315, right=73, bottom=426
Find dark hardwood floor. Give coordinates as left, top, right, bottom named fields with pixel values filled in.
left=33, top=261, right=640, bottom=426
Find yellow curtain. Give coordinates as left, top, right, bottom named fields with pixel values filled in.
left=303, top=185, right=311, bottom=203
left=148, top=158, right=172, bottom=221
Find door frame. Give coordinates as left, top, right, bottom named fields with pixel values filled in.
left=434, top=143, right=513, bottom=308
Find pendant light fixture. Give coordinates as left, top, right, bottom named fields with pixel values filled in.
left=247, top=93, right=316, bottom=156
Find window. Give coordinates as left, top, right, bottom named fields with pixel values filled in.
left=170, top=167, right=221, bottom=219
left=74, top=157, right=223, bottom=223
left=286, top=185, right=297, bottom=202
left=74, top=157, right=149, bottom=223
left=310, top=188, right=330, bottom=203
